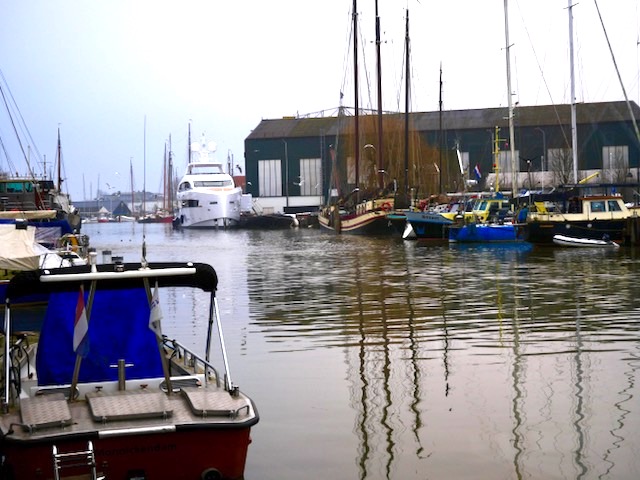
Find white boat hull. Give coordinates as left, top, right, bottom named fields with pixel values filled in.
left=177, top=188, right=243, bottom=228
left=552, top=234, right=620, bottom=248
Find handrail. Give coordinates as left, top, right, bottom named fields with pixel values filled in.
left=1, top=333, right=33, bottom=408
left=162, top=336, right=221, bottom=388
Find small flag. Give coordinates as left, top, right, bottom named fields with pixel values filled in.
left=474, top=164, right=482, bottom=180
left=149, top=282, right=163, bottom=337
left=73, top=286, right=89, bottom=356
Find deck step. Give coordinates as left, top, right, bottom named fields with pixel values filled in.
left=181, top=387, right=250, bottom=418
left=20, top=393, right=72, bottom=431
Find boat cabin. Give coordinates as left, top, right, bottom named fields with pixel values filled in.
left=529, top=195, right=631, bottom=220
left=470, top=197, right=512, bottom=223
left=0, top=178, right=55, bottom=211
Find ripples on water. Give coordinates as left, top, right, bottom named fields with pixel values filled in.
left=86, top=223, right=640, bottom=479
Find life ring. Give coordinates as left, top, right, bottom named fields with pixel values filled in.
left=381, top=202, right=392, bottom=212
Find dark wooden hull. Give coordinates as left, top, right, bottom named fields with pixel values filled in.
left=318, top=210, right=394, bottom=235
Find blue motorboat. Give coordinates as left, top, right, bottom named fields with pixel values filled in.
left=448, top=222, right=522, bottom=243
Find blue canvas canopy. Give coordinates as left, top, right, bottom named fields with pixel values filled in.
left=36, top=288, right=163, bottom=385
left=6, top=262, right=219, bottom=386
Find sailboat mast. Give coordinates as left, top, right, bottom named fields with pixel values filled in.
left=168, top=134, right=173, bottom=212
left=353, top=0, right=360, bottom=195
left=163, top=142, right=168, bottom=211
left=188, top=121, right=192, bottom=164
left=375, top=0, right=384, bottom=190
left=439, top=63, right=443, bottom=193
left=130, top=158, right=134, bottom=216
left=503, top=0, right=517, bottom=197
left=403, top=9, right=410, bottom=198
left=56, top=127, right=62, bottom=191
left=143, top=116, right=146, bottom=216
left=568, top=0, right=579, bottom=184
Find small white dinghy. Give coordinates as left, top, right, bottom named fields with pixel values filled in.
left=553, top=234, right=620, bottom=248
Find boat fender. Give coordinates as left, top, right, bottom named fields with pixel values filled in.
left=201, top=468, right=222, bottom=480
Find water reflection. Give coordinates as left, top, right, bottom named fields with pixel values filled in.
left=84, top=224, right=640, bottom=479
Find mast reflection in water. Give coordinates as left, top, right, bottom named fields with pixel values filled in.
left=85, top=223, right=640, bottom=479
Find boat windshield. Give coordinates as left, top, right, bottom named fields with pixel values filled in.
left=194, top=180, right=234, bottom=188
left=590, top=201, right=606, bottom=213
left=189, top=165, right=223, bottom=175
left=607, top=200, right=623, bottom=211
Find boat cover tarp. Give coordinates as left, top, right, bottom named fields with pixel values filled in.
left=0, top=210, right=57, bottom=220
left=0, top=224, right=40, bottom=270
left=0, top=218, right=71, bottom=240
left=36, top=287, right=164, bottom=385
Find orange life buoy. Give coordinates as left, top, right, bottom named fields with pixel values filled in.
left=381, top=202, right=392, bottom=211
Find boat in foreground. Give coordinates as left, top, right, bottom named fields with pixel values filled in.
left=0, top=257, right=258, bottom=479
left=552, top=234, right=620, bottom=248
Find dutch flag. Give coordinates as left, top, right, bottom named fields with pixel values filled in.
left=474, top=164, right=482, bottom=180
left=149, top=282, right=163, bottom=338
left=73, top=286, right=90, bottom=357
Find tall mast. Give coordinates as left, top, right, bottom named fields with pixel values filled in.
left=403, top=8, right=410, bottom=198
left=568, top=0, right=579, bottom=183
left=143, top=116, right=146, bottom=216
left=439, top=63, right=443, bottom=193
left=188, top=121, right=192, bottom=164
left=130, top=158, right=134, bottom=215
left=56, top=127, right=62, bottom=191
left=504, top=0, right=517, bottom=197
left=375, top=0, right=384, bottom=190
left=168, top=134, right=173, bottom=212
left=163, top=142, right=168, bottom=211
left=353, top=0, right=360, bottom=196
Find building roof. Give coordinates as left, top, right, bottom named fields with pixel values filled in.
left=246, top=101, right=640, bottom=140
left=247, top=116, right=339, bottom=140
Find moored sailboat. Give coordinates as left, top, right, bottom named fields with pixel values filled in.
left=518, top=1, right=639, bottom=245
left=318, top=0, right=395, bottom=235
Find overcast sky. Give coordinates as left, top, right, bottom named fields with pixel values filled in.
left=0, top=0, right=638, bottom=202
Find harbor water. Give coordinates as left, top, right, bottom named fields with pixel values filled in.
left=83, top=222, right=640, bottom=480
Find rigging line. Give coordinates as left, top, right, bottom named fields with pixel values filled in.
left=513, top=0, right=572, bottom=151
left=340, top=3, right=355, bottom=108
left=593, top=0, right=640, bottom=146
left=358, top=11, right=375, bottom=115
left=0, top=135, right=17, bottom=177
left=0, top=68, right=45, bottom=173
left=0, top=81, right=37, bottom=180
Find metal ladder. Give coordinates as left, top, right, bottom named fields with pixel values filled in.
left=52, top=441, right=104, bottom=480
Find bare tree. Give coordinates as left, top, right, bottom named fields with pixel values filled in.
left=608, top=149, right=630, bottom=183
left=549, top=148, right=573, bottom=185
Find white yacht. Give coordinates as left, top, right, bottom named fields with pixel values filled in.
left=176, top=137, right=243, bottom=228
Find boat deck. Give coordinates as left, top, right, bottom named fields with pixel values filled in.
left=2, top=380, right=256, bottom=443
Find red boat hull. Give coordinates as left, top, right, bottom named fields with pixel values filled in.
left=0, top=427, right=252, bottom=479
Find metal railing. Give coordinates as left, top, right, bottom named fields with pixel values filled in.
left=162, top=336, right=221, bottom=388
